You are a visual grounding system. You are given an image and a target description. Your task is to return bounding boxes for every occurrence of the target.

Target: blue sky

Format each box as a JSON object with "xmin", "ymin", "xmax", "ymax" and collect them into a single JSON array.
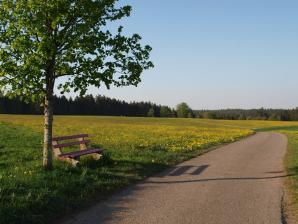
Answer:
[{"xmin": 87, "ymin": 0, "xmax": 298, "ymax": 109}]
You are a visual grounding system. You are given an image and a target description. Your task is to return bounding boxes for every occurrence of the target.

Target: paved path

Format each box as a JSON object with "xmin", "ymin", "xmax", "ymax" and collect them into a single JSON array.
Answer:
[{"xmin": 63, "ymin": 132, "xmax": 288, "ymax": 224}]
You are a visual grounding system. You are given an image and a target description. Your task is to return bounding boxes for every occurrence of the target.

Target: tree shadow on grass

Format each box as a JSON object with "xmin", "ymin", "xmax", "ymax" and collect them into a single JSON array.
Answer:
[
  {"xmin": 79, "ymin": 143, "xmax": 174, "ymax": 174},
  {"xmin": 288, "ymin": 166, "xmax": 298, "ymax": 178}
]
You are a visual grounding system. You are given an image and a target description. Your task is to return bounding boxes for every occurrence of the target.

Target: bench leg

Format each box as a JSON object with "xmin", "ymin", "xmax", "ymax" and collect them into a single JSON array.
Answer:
[
  {"xmin": 92, "ymin": 153, "xmax": 102, "ymax": 160},
  {"xmin": 63, "ymin": 157, "xmax": 80, "ymax": 167}
]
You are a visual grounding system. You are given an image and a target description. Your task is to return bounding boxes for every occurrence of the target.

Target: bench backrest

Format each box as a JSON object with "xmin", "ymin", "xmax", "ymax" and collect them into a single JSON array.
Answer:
[
  {"xmin": 52, "ymin": 134, "xmax": 88, "ymax": 142},
  {"xmin": 52, "ymin": 134, "xmax": 89, "ymax": 156}
]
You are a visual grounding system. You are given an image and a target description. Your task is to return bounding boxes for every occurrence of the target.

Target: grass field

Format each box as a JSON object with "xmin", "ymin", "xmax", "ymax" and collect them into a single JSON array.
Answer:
[{"xmin": 0, "ymin": 115, "xmax": 298, "ymax": 223}]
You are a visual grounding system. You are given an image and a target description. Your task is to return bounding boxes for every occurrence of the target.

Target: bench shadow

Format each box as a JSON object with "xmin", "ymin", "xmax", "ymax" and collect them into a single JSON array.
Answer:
[{"xmin": 156, "ymin": 165, "xmax": 209, "ymax": 177}]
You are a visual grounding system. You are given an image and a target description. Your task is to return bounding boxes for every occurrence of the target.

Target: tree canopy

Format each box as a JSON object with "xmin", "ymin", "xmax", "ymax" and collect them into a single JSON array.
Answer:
[
  {"xmin": 176, "ymin": 102, "xmax": 193, "ymax": 118},
  {"xmin": 0, "ymin": 0, "xmax": 153, "ymax": 101}
]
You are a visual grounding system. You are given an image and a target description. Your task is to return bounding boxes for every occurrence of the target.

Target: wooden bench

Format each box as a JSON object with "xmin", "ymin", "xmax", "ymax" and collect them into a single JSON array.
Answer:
[{"xmin": 52, "ymin": 134, "xmax": 103, "ymax": 166}]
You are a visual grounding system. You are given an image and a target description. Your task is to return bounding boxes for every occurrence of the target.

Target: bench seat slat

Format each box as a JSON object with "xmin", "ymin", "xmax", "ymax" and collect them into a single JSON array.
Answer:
[
  {"xmin": 59, "ymin": 148, "xmax": 104, "ymax": 159},
  {"xmin": 53, "ymin": 140, "xmax": 90, "ymax": 149},
  {"xmin": 52, "ymin": 134, "xmax": 88, "ymax": 141}
]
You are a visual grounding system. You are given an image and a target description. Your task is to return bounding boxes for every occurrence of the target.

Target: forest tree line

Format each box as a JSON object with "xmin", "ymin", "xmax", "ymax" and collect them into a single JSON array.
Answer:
[
  {"xmin": 195, "ymin": 108, "xmax": 298, "ymax": 121},
  {"xmin": 0, "ymin": 94, "xmax": 177, "ymax": 117},
  {"xmin": 2, "ymin": 94, "xmax": 298, "ymax": 121}
]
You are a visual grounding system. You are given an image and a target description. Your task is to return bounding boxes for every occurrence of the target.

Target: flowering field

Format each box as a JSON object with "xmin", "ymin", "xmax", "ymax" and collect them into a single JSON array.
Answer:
[
  {"xmin": 1, "ymin": 114, "xmax": 297, "ymax": 155},
  {"xmin": 1, "ymin": 115, "xmax": 298, "ymax": 224},
  {"xmin": 0, "ymin": 115, "xmax": 256, "ymax": 153}
]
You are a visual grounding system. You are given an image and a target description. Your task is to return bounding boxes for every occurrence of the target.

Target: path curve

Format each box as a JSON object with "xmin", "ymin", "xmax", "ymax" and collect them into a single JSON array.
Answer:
[{"xmin": 62, "ymin": 132, "xmax": 288, "ymax": 224}]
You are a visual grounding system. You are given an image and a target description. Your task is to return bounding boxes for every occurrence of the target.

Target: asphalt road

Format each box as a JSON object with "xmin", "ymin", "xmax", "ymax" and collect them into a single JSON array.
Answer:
[{"xmin": 62, "ymin": 132, "xmax": 288, "ymax": 224}]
